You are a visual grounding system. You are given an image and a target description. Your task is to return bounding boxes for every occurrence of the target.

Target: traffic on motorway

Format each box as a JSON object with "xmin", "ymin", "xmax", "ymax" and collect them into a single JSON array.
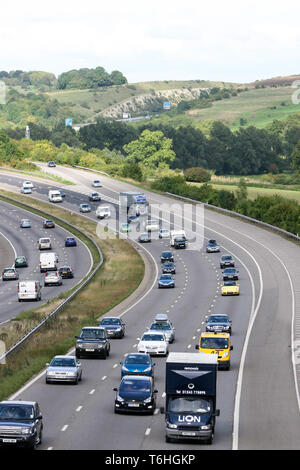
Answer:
[{"xmin": 0, "ymin": 172, "xmax": 248, "ymax": 450}]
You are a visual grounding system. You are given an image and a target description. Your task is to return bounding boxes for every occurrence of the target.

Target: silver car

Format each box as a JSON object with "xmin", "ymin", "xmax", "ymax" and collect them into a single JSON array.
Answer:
[
  {"xmin": 44, "ymin": 271, "xmax": 62, "ymax": 286},
  {"xmin": 20, "ymin": 219, "xmax": 31, "ymax": 228},
  {"xmin": 46, "ymin": 355, "xmax": 82, "ymax": 384},
  {"xmin": 2, "ymin": 268, "xmax": 19, "ymax": 281},
  {"xmin": 79, "ymin": 203, "xmax": 92, "ymax": 213},
  {"xmin": 148, "ymin": 320, "xmax": 175, "ymax": 343},
  {"xmin": 38, "ymin": 238, "xmax": 51, "ymax": 250}
]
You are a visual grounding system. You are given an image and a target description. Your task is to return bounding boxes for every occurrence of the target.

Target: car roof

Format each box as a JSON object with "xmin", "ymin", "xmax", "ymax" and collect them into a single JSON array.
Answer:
[
  {"xmin": 52, "ymin": 355, "xmax": 76, "ymax": 359},
  {"xmin": 201, "ymin": 332, "xmax": 230, "ymax": 338},
  {"xmin": 81, "ymin": 326, "xmax": 105, "ymax": 330},
  {"xmin": 121, "ymin": 375, "xmax": 151, "ymax": 381},
  {"xmin": 0, "ymin": 400, "xmax": 36, "ymax": 406}
]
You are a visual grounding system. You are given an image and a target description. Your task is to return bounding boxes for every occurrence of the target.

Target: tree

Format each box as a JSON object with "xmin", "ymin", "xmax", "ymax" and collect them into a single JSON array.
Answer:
[
  {"xmin": 236, "ymin": 177, "xmax": 248, "ymax": 200},
  {"xmin": 123, "ymin": 130, "xmax": 175, "ymax": 169},
  {"xmin": 291, "ymin": 140, "xmax": 300, "ymax": 172}
]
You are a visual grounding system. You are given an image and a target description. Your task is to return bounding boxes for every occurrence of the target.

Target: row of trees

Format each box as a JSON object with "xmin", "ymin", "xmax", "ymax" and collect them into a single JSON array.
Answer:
[{"xmin": 57, "ymin": 67, "xmax": 127, "ymax": 90}]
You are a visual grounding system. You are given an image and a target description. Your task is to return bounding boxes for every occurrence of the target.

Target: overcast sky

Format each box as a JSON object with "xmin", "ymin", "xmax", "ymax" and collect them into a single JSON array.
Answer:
[{"xmin": 1, "ymin": 0, "xmax": 299, "ymax": 83}]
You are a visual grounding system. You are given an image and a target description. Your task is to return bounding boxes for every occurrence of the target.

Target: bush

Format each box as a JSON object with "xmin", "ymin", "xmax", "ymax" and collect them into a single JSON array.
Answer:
[
  {"xmin": 120, "ymin": 162, "xmax": 144, "ymax": 181},
  {"xmin": 184, "ymin": 167, "xmax": 211, "ymax": 183}
]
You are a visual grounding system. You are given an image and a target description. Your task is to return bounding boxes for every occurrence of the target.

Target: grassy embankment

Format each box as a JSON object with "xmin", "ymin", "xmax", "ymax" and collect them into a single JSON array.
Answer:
[{"xmin": 0, "ymin": 189, "xmax": 144, "ymax": 400}]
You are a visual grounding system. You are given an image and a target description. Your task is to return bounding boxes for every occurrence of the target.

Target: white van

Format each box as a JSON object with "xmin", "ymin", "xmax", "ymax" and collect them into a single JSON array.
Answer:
[
  {"xmin": 40, "ymin": 252, "xmax": 58, "ymax": 272},
  {"xmin": 18, "ymin": 281, "xmax": 41, "ymax": 302},
  {"xmin": 48, "ymin": 190, "xmax": 63, "ymax": 203},
  {"xmin": 96, "ymin": 205, "xmax": 111, "ymax": 219},
  {"xmin": 170, "ymin": 230, "xmax": 186, "ymax": 246}
]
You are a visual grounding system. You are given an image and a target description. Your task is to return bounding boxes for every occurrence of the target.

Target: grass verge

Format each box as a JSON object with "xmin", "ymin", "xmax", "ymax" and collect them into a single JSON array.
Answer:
[{"xmin": 0, "ymin": 190, "xmax": 145, "ymax": 400}]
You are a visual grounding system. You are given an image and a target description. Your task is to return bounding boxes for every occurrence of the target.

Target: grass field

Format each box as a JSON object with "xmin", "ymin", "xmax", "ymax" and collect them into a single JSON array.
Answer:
[{"xmin": 188, "ymin": 181, "xmax": 300, "ymax": 203}]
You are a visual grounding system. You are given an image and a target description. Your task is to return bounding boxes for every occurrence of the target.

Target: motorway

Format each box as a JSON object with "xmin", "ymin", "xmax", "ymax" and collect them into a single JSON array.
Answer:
[
  {"xmin": 0, "ymin": 165, "xmax": 300, "ymax": 449},
  {"xmin": 0, "ymin": 196, "xmax": 93, "ymax": 325}
]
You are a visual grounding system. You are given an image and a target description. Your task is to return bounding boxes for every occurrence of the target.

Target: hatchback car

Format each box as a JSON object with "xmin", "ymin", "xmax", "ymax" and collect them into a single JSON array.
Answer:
[
  {"xmin": 220, "ymin": 254, "xmax": 235, "ymax": 269},
  {"xmin": 158, "ymin": 274, "xmax": 175, "ymax": 288},
  {"xmin": 43, "ymin": 219, "xmax": 55, "ymax": 229},
  {"xmin": 159, "ymin": 229, "xmax": 170, "ymax": 239},
  {"xmin": 92, "ymin": 180, "xmax": 102, "ymax": 187},
  {"xmin": 45, "ymin": 355, "xmax": 82, "ymax": 384},
  {"xmin": 120, "ymin": 353, "xmax": 155, "ymax": 378},
  {"xmin": 79, "ymin": 203, "xmax": 92, "ymax": 213},
  {"xmin": 2, "ymin": 268, "xmax": 19, "ymax": 281},
  {"xmin": 65, "ymin": 236, "xmax": 77, "ymax": 247},
  {"xmin": 221, "ymin": 281, "xmax": 240, "ymax": 296},
  {"xmin": 148, "ymin": 319, "xmax": 175, "ymax": 343},
  {"xmin": 14, "ymin": 256, "xmax": 28, "ymax": 268},
  {"xmin": 223, "ymin": 267, "xmax": 239, "ymax": 281},
  {"xmin": 58, "ymin": 266, "xmax": 74, "ymax": 279},
  {"xmin": 0, "ymin": 401, "xmax": 43, "ymax": 449},
  {"xmin": 206, "ymin": 239, "xmax": 220, "ymax": 253},
  {"xmin": 99, "ymin": 317, "xmax": 125, "ymax": 338},
  {"xmin": 44, "ymin": 271, "xmax": 62, "ymax": 287},
  {"xmin": 38, "ymin": 238, "xmax": 51, "ymax": 250},
  {"xmin": 20, "ymin": 187, "xmax": 32, "ymax": 194},
  {"xmin": 22, "ymin": 181, "xmax": 33, "ymax": 189},
  {"xmin": 138, "ymin": 332, "xmax": 169, "ymax": 356},
  {"xmin": 162, "ymin": 262, "xmax": 176, "ymax": 274},
  {"xmin": 88, "ymin": 192, "xmax": 101, "ymax": 202},
  {"xmin": 206, "ymin": 314, "xmax": 232, "ymax": 334},
  {"xmin": 48, "ymin": 161, "xmax": 56, "ymax": 167},
  {"xmin": 138, "ymin": 233, "xmax": 151, "ymax": 243},
  {"xmin": 20, "ymin": 219, "xmax": 31, "ymax": 228},
  {"xmin": 113, "ymin": 376, "xmax": 158, "ymax": 414},
  {"xmin": 160, "ymin": 251, "xmax": 174, "ymax": 263}
]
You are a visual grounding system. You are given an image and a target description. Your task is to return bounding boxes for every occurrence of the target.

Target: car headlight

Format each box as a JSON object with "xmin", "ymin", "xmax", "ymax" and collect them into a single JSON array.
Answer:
[
  {"xmin": 67, "ymin": 372, "xmax": 77, "ymax": 376},
  {"xmin": 122, "ymin": 365, "xmax": 129, "ymax": 371},
  {"xmin": 224, "ymin": 326, "xmax": 229, "ymax": 330},
  {"xmin": 167, "ymin": 422, "xmax": 177, "ymax": 429},
  {"xmin": 222, "ymin": 351, "xmax": 229, "ymax": 358},
  {"xmin": 21, "ymin": 428, "xmax": 32, "ymax": 435},
  {"xmin": 201, "ymin": 425, "xmax": 211, "ymax": 430},
  {"xmin": 144, "ymin": 396, "xmax": 152, "ymax": 403},
  {"xmin": 116, "ymin": 394, "xmax": 124, "ymax": 402},
  {"xmin": 144, "ymin": 366, "xmax": 152, "ymax": 372},
  {"xmin": 47, "ymin": 371, "xmax": 56, "ymax": 376}
]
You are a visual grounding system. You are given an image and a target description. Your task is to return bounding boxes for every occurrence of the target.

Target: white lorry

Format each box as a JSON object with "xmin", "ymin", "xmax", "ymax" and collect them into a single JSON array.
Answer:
[
  {"xmin": 48, "ymin": 190, "xmax": 63, "ymax": 203},
  {"xmin": 170, "ymin": 229, "xmax": 186, "ymax": 247},
  {"xmin": 40, "ymin": 252, "xmax": 58, "ymax": 272}
]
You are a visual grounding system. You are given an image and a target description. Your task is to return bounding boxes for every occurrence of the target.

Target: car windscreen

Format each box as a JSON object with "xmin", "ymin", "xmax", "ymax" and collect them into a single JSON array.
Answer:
[
  {"xmin": 0, "ymin": 404, "xmax": 35, "ymax": 420},
  {"xmin": 125, "ymin": 355, "xmax": 150, "ymax": 365},
  {"xmin": 150, "ymin": 322, "xmax": 171, "ymax": 331},
  {"xmin": 208, "ymin": 316, "xmax": 229, "ymax": 323},
  {"xmin": 120, "ymin": 379, "xmax": 151, "ymax": 393},
  {"xmin": 50, "ymin": 358, "xmax": 76, "ymax": 367},
  {"xmin": 101, "ymin": 318, "xmax": 120, "ymax": 325},
  {"xmin": 80, "ymin": 329, "xmax": 105, "ymax": 339},
  {"xmin": 162, "ymin": 252, "xmax": 171, "ymax": 256},
  {"xmin": 224, "ymin": 268, "xmax": 235, "ymax": 272},
  {"xmin": 142, "ymin": 334, "xmax": 164, "ymax": 342},
  {"xmin": 4, "ymin": 269, "xmax": 15, "ymax": 273},
  {"xmin": 201, "ymin": 337, "xmax": 229, "ymax": 349},
  {"xmin": 160, "ymin": 275, "xmax": 172, "ymax": 280},
  {"xmin": 40, "ymin": 239, "xmax": 50, "ymax": 243},
  {"xmin": 224, "ymin": 281, "xmax": 237, "ymax": 286},
  {"xmin": 222, "ymin": 256, "xmax": 232, "ymax": 260},
  {"xmin": 168, "ymin": 397, "xmax": 211, "ymax": 413}
]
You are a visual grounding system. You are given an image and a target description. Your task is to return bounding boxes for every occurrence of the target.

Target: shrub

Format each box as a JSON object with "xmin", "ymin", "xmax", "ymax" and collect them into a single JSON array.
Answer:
[{"xmin": 184, "ymin": 167, "xmax": 211, "ymax": 183}]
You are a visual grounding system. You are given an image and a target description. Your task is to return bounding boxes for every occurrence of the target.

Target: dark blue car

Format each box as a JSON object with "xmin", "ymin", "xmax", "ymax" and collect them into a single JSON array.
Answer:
[
  {"xmin": 158, "ymin": 274, "xmax": 175, "ymax": 288},
  {"xmin": 120, "ymin": 353, "xmax": 155, "ymax": 378},
  {"xmin": 113, "ymin": 376, "xmax": 157, "ymax": 414},
  {"xmin": 65, "ymin": 236, "xmax": 77, "ymax": 247}
]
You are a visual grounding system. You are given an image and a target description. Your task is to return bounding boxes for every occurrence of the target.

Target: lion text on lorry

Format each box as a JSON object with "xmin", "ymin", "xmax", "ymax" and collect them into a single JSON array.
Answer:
[{"xmin": 160, "ymin": 352, "xmax": 220, "ymax": 445}]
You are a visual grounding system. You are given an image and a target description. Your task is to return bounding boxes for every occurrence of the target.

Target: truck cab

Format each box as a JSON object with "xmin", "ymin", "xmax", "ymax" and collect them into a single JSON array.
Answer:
[
  {"xmin": 196, "ymin": 332, "xmax": 232, "ymax": 370},
  {"xmin": 161, "ymin": 352, "xmax": 220, "ymax": 445}
]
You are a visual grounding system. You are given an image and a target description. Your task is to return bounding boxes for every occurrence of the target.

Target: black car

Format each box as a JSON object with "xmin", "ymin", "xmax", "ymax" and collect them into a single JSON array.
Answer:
[
  {"xmin": 43, "ymin": 219, "xmax": 55, "ymax": 229},
  {"xmin": 138, "ymin": 233, "xmax": 151, "ymax": 243},
  {"xmin": 0, "ymin": 401, "xmax": 43, "ymax": 449},
  {"xmin": 205, "ymin": 314, "xmax": 232, "ymax": 334},
  {"xmin": 160, "ymin": 251, "xmax": 174, "ymax": 263},
  {"xmin": 220, "ymin": 254, "xmax": 235, "ymax": 269},
  {"xmin": 99, "ymin": 317, "xmax": 125, "ymax": 338},
  {"xmin": 162, "ymin": 262, "xmax": 176, "ymax": 274},
  {"xmin": 75, "ymin": 327, "xmax": 110, "ymax": 359},
  {"xmin": 58, "ymin": 266, "xmax": 74, "ymax": 279},
  {"xmin": 223, "ymin": 267, "xmax": 239, "ymax": 281},
  {"xmin": 113, "ymin": 376, "xmax": 158, "ymax": 414}
]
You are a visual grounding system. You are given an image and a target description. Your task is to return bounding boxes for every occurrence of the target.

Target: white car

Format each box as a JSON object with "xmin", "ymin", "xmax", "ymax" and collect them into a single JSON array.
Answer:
[
  {"xmin": 44, "ymin": 271, "xmax": 62, "ymax": 286},
  {"xmin": 144, "ymin": 220, "xmax": 160, "ymax": 232},
  {"xmin": 138, "ymin": 332, "xmax": 169, "ymax": 356},
  {"xmin": 23, "ymin": 181, "xmax": 33, "ymax": 189},
  {"xmin": 92, "ymin": 180, "xmax": 102, "ymax": 188},
  {"xmin": 21, "ymin": 187, "xmax": 32, "ymax": 194},
  {"xmin": 38, "ymin": 237, "xmax": 51, "ymax": 250}
]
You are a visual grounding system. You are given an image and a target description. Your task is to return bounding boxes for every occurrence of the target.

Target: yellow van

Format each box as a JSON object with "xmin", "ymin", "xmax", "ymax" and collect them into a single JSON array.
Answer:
[{"xmin": 195, "ymin": 332, "xmax": 233, "ymax": 370}]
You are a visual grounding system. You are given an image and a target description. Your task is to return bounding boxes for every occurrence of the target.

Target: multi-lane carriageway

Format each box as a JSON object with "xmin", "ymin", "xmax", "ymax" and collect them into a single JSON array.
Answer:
[{"xmin": 0, "ymin": 164, "xmax": 300, "ymax": 450}]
